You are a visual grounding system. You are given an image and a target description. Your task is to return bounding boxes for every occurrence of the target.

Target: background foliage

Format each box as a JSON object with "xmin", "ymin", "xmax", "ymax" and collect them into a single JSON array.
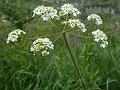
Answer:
[{"xmin": 0, "ymin": 0, "xmax": 120, "ymax": 90}]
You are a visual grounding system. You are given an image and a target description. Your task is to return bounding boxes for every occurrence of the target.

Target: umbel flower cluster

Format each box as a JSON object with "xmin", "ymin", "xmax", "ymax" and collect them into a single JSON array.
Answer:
[
  {"xmin": 87, "ymin": 14, "xmax": 103, "ymax": 25},
  {"xmin": 59, "ymin": 4, "xmax": 81, "ymax": 17},
  {"xmin": 63, "ymin": 19, "xmax": 86, "ymax": 32},
  {"xmin": 92, "ymin": 29, "xmax": 108, "ymax": 48},
  {"xmin": 6, "ymin": 3, "xmax": 108, "ymax": 56},
  {"xmin": 7, "ymin": 29, "xmax": 26, "ymax": 44},
  {"xmin": 30, "ymin": 38, "xmax": 54, "ymax": 56},
  {"xmin": 32, "ymin": 6, "xmax": 59, "ymax": 21}
]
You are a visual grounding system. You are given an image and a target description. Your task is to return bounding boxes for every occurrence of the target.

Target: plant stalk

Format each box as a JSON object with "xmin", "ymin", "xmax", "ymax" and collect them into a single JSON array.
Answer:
[{"xmin": 63, "ymin": 33, "xmax": 86, "ymax": 89}]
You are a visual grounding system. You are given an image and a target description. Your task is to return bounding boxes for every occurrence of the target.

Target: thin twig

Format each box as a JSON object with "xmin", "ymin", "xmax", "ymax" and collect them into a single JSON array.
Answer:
[{"xmin": 69, "ymin": 33, "xmax": 91, "ymax": 38}]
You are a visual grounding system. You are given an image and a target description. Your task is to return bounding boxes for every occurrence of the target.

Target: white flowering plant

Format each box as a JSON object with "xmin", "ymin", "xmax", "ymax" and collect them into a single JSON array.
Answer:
[
  {"xmin": 6, "ymin": 3, "xmax": 109, "ymax": 89},
  {"xmin": 6, "ymin": 29, "xmax": 26, "ymax": 44},
  {"xmin": 30, "ymin": 38, "xmax": 54, "ymax": 56}
]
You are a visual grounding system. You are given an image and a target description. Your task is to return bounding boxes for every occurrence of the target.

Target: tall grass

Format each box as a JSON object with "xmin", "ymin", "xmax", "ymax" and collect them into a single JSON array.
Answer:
[
  {"xmin": 1, "ymin": 1, "xmax": 120, "ymax": 90},
  {"xmin": 0, "ymin": 18, "xmax": 120, "ymax": 90}
]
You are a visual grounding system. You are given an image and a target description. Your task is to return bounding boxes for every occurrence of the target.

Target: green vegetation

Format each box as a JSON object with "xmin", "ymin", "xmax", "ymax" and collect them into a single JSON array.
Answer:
[{"xmin": 0, "ymin": 0, "xmax": 120, "ymax": 90}]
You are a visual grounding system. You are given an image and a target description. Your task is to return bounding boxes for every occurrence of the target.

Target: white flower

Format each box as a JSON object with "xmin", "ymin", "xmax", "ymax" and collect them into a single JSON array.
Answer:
[
  {"xmin": 92, "ymin": 29, "xmax": 108, "ymax": 48},
  {"xmin": 42, "ymin": 50, "xmax": 49, "ymax": 56},
  {"xmin": 79, "ymin": 23, "xmax": 87, "ymax": 32},
  {"xmin": 6, "ymin": 29, "xmax": 26, "ymax": 44},
  {"xmin": 30, "ymin": 38, "xmax": 54, "ymax": 56},
  {"xmin": 32, "ymin": 6, "xmax": 45, "ymax": 17},
  {"xmin": 100, "ymin": 41, "xmax": 108, "ymax": 48},
  {"xmin": 87, "ymin": 14, "xmax": 103, "ymax": 25},
  {"xmin": 59, "ymin": 4, "xmax": 81, "ymax": 17},
  {"xmin": 33, "ymin": 6, "xmax": 59, "ymax": 21},
  {"xmin": 63, "ymin": 19, "xmax": 86, "ymax": 32}
]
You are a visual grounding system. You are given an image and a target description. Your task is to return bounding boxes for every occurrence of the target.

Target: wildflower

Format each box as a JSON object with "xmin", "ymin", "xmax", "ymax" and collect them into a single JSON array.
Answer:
[
  {"xmin": 30, "ymin": 38, "xmax": 54, "ymax": 56},
  {"xmin": 33, "ymin": 6, "xmax": 59, "ymax": 21},
  {"xmin": 59, "ymin": 4, "xmax": 81, "ymax": 17},
  {"xmin": 63, "ymin": 19, "xmax": 86, "ymax": 32},
  {"xmin": 6, "ymin": 29, "xmax": 26, "ymax": 44},
  {"xmin": 87, "ymin": 14, "xmax": 103, "ymax": 25},
  {"xmin": 92, "ymin": 29, "xmax": 108, "ymax": 48},
  {"xmin": 42, "ymin": 50, "xmax": 49, "ymax": 56}
]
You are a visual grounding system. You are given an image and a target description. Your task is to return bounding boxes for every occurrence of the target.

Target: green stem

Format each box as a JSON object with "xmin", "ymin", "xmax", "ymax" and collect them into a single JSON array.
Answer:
[
  {"xmin": 51, "ymin": 17, "xmax": 86, "ymax": 89},
  {"xmin": 63, "ymin": 33, "xmax": 86, "ymax": 89}
]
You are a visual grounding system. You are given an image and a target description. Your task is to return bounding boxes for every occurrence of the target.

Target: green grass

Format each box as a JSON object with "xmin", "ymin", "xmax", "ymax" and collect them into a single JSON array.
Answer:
[
  {"xmin": 1, "ymin": 1, "xmax": 120, "ymax": 89},
  {"xmin": 0, "ymin": 17, "xmax": 120, "ymax": 90}
]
